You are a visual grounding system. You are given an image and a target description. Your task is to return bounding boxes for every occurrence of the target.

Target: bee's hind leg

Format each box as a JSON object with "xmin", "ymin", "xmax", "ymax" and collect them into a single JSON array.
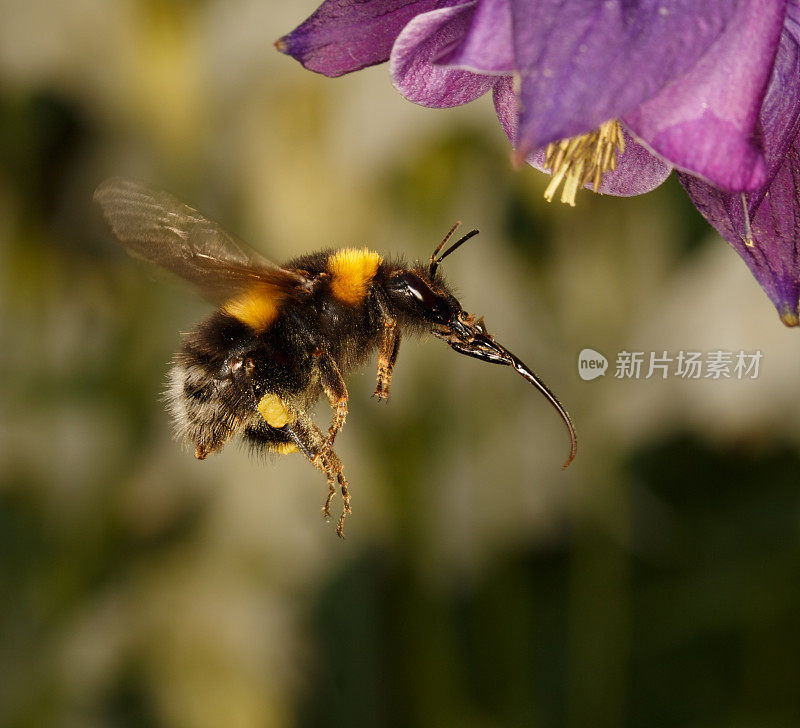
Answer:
[
  {"xmin": 316, "ymin": 449, "xmax": 351, "ymax": 536},
  {"xmin": 283, "ymin": 412, "xmax": 352, "ymax": 537},
  {"xmin": 335, "ymin": 472, "xmax": 351, "ymax": 537},
  {"xmin": 315, "ymin": 349, "xmax": 348, "ymax": 449}
]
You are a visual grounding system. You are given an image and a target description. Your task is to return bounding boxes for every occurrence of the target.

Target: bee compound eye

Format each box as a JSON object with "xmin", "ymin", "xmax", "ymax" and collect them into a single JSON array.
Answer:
[{"xmin": 391, "ymin": 272, "xmax": 453, "ymax": 322}]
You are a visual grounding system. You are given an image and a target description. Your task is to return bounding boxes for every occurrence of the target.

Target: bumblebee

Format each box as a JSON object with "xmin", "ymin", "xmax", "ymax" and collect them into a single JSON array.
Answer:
[{"xmin": 95, "ymin": 178, "xmax": 577, "ymax": 536}]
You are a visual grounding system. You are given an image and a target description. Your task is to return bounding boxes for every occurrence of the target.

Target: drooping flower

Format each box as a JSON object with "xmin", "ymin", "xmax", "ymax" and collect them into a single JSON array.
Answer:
[
  {"xmin": 277, "ymin": 1, "xmax": 800, "ymax": 325},
  {"xmin": 681, "ymin": 11, "xmax": 800, "ymax": 326}
]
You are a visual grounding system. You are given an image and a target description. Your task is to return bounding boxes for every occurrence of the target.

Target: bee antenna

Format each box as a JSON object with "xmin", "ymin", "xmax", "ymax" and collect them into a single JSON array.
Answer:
[
  {"xmin": 429, "ymin": 223, "xmax": 480, "ymax": 277},
  {"xmin": 438, "ymin": 229, "xmax": 480, "ymax": 265}
]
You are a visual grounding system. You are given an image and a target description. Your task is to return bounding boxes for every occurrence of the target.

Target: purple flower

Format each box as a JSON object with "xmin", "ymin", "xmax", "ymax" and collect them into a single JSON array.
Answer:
[
  {"xmin": 277, "ymin": 1, "xmax": 800, "ymax": 325},
  {"xmin": 681, "ymin": 10, "xmax": 800, "ymax": 326}
]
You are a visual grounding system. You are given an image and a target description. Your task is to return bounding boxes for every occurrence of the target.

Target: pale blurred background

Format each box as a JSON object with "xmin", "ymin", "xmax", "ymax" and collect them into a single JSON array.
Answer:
[{"xmin": 2, "ymin": 1, "xmax": 800, "ymax": 727}]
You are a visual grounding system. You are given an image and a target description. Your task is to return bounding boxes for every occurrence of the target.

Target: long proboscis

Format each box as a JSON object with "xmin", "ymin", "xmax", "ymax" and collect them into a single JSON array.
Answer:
[
  {"xmin": 449, "ymin": 335, "xmax": 577, "ymax": 469},
  {"xmin": 505, "ymin": 350, "xmax": 577, "ymax": 469}
]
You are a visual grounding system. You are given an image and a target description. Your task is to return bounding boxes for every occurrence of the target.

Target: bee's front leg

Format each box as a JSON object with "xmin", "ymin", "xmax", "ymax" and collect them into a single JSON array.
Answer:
[
  {"xmin": 374, "ymin": 320, "xmax": 401, "ymax": 400},
  {"xmin": 315, "ymin": 349, "xmax": 348, "ymax": 449}
]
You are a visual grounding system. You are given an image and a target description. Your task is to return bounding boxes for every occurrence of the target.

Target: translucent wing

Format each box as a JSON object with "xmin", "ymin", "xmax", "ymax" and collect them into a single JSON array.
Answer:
[{"xmin": 94, "ymin": 177, "xmax": 312, "ymax": 302}]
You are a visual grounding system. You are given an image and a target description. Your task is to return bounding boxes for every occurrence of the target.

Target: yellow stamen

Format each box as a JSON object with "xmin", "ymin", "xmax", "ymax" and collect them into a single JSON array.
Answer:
[{"xmin": 543, "ymin": 120, "xmax": 625, "ymax": 207}]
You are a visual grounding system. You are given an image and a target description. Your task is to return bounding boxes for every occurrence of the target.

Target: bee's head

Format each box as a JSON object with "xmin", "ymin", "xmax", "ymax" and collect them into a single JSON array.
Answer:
[
  {"xmin": 164, "ymin": 348, "xmax": 251, "ymax": 459},
  {"xmin": 384, "ymin": 268, "xmax": 464, "ymax": 334},
  {"xmin": 386, "ymin": 224, "xmax": 578, "ymax": 469},
  {"xmin": 383, "ymin": 223, "xmax": 477, "ymax": 335}
]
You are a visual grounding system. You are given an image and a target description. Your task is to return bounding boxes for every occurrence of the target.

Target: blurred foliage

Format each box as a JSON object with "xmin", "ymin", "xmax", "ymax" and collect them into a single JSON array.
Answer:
[
  {"xmin": 1, "ymin": 2, "xmax": 800, "ymax": 728},
  {"xmin": 295, "ymin": 440, "xmax": 800, "ymax": 728}
]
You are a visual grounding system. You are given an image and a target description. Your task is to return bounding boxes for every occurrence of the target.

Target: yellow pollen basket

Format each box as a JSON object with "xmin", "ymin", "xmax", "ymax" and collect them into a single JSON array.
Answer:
[
  {"xmin": 223, "ymin": 286, "xmax": 281, "ymax": 330},
  {"xmin": 268, "ymin": 441, "xmax": 299, "ymax": 455},
  {"xmin": 543, "ymin": 119, "xmax": 625, "ymax": 207},
  {"xmin": 258, "ymin": 392, "xmax": 294, "ymax": 428},
  {"xmin": 328, "ymin": 248, "xmax": 383, "ymax": 306}
]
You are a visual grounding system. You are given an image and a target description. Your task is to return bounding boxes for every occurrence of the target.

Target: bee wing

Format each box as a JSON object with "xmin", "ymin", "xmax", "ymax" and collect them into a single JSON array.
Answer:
[{"xmin": 94, "ymin": 177, "xmax": 312, "ymax": 302}]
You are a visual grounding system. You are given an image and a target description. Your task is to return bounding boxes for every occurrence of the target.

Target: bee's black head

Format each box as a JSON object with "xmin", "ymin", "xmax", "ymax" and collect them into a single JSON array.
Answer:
[
  {"xmin": 384, "ymin": 268, "xmax": 464, "ymax": 333},
  {"xmin": 385, "ymin": 224, "xmax": 578, "ymax": 469},
  {"xmin": 383, "ymin": 222, "xmax": 478, "ymax": 334}
]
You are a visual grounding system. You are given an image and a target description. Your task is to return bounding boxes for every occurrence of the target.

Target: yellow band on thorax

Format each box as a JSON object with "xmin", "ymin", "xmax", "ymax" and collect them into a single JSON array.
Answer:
[{"xmin": 327, "ymin": 248, "xmax": 382, "ymax": 306}]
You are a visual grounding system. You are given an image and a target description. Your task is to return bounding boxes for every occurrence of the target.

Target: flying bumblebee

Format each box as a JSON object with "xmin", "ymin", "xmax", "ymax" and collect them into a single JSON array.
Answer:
[{"xmin": 95, "ymin": 178, "xmax": 577, "ymax": 536}]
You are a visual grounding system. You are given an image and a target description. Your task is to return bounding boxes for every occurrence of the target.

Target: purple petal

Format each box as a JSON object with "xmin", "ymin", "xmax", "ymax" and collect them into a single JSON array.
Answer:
[
  {"xmin": 680, "ymin": 27, "xmax": 800, "ymax": 326},
  {"xmin": 390, "ymin": 2, "xmax": 498, "ymax": 107},
  {"xmin": 623, "ymin": 0, "xmax": 787, "ymax": 192},
  {"xmin": 493, "ymin": 77, "xmax": 672, "ymax": 196},
  {"xmin": 436, "ymin": 0, "xmax": 515, "ymax": 74},
  {"xmin": 509, "ymin": 0, "xmax": 764, "ymax": 158},
  {"xmin": 752, "ymin": 21, "xmax": 800, "ymax": 200},
  {"xmin": 276, "ymin": 0, "xmax": 441, "ymax": 77},
  {"xmin": 788, "ymin": 0, "xmax": 800, "ymax": 27}
]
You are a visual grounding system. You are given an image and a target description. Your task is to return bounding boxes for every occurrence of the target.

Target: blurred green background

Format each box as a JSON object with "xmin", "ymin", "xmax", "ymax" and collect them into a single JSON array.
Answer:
[{"xmin": 2, "ymin": 1, "xmax": 800, "ymax": 727}]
